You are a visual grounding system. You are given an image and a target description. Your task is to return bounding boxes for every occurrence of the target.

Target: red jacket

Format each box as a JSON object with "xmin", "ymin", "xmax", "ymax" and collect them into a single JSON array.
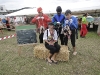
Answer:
[{"xmin": 31, "ymin": 14, "xmax": 51, "ymax": 29}]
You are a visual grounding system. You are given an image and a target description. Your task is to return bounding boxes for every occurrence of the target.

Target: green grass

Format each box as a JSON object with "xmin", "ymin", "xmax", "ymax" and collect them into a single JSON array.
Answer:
[
  {"xmin": 16, "ymin": 25, "xmax": 36, "ymax": 30},
  {"xmin": 0, "ymin": 30, "xmax": 100, "ymax": 75}
]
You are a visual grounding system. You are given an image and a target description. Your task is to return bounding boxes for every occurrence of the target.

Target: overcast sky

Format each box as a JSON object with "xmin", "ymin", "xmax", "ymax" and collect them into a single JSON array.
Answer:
[{"xmin": 0, "ymin": 0, "xmax": 100, "ymax": 11}]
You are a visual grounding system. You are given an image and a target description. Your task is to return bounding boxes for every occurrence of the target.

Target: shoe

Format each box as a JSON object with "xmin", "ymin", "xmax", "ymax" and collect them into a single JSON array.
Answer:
[{"xmin": 73, "ymin": 52, "xmax": 77, "ymax": 55}]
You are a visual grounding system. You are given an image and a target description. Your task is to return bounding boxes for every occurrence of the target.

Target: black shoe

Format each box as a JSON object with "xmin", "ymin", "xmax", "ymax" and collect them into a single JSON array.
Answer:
[{"xmin": 80, "ymin": 35, "xmax": 82, "ymax": 37}]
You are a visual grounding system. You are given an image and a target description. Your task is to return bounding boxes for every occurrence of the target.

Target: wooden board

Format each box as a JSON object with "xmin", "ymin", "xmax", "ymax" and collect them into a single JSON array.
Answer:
[{"xmin": 16, "ymin": 25, "xmax": 37, "ymax": 45}]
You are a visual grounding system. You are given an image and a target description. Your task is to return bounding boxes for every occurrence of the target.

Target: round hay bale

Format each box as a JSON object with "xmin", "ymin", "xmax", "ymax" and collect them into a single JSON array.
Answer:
[{"xmin": 33, "ymin": 44, "xmax": 69, "ymax": 61}]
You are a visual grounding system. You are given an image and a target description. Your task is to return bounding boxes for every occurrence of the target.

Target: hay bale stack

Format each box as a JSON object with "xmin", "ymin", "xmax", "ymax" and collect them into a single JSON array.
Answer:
[{"xmin": 33, "ymin": 44, "xmax": 69, "ymax": 61}]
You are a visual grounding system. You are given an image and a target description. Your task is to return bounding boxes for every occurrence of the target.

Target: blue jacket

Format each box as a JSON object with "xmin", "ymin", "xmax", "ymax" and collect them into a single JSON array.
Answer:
[
  {"xmin": 64, "ymin": 16, "xmax": 78, "ymax": 30},
  {"xmin": 52, "ymin": 14, "xmax": 65, "ymax": 26},
  {"xmin": 2, "ymin": 19, "xmax": 6, "ymax": 23}
]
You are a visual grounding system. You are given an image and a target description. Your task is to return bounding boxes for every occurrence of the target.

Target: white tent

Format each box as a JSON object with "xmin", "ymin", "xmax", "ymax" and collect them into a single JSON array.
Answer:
[
  {"xmin": 0, "ymin": 15, "xmax": 6, "ymax": 19},
  {"xmin": 5, "ymin": 8, "xmax": 56, "ymax": 17},
  {"xmin": 5, "ymin": 8, "xmax": 37, "ymax": 16},
  {"xmin": 5, "ymin": 5, "xmax": 100, "ymax": 17}
]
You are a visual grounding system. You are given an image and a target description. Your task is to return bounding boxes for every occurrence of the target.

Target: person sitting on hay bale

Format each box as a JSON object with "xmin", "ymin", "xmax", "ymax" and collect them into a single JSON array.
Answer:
[
  {"xmin": 43, "ymin": 22, "xmax": 60, "ymax": 64},
  {"xmin": 31, "ymin": 7, "xmax": 51, "ymax": 43},
  {"xmin": 64, "ymin": 10, "xmax": 78, "ymax": 55}
]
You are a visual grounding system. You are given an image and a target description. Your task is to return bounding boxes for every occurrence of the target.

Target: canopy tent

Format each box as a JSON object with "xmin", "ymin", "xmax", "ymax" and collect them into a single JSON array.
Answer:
[
  {"xmin": 5, "ymin": 8, "xmax": 37, "ymax": 16},
  {"xmin": 5, "ymin": 8, "xmax": 56, "ymax": 17},
  {"xmin": 0, "ymin": 15, "xmax": 6, "ymax": 19},
  {"xmin": 5, "ymin": 5, "xmax": 100, "ymax": 17}
]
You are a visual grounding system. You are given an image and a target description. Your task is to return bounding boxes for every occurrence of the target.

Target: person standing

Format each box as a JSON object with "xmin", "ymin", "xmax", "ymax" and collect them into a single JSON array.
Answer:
[
  {"xmin": 31, "ymin": 7, "xmax": 51, "ymax": 43},
  {"xmin": 97, "ymin": 18, "xmax": 100, "ymax": 36},
  {"xmin": 80, "ymin": 13, "xmax": 88, "ymax": 38},
  {"xmin": 0, "ymin": 18, "xmax": 3, "ymax": 34},
  {"xmin": 64, "ymin": 10, "xmax": 78, "ymax": 55},
  {"xmin": 6, "ymin": 17, "xmax": 11, "ymax": 31},
  {"xmin": 52, "ymin": 6, "xmax": 65, "ymax": 45}
]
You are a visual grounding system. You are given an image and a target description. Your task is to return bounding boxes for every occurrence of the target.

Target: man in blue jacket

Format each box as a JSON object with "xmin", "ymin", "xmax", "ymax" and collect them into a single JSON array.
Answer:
[
  {"xmin": 52, "ymin": 6, "xmax": 65, "ymax": 45},
  {"xmin": 64, "ymin": 10, "xmax": 78, "ymax": 55}
]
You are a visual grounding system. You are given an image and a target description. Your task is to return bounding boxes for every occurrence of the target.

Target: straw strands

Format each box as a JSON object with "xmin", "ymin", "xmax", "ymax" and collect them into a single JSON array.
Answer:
[{"xmin": 33, "ymin": 44, "xmax": 70, "ymax": 61}]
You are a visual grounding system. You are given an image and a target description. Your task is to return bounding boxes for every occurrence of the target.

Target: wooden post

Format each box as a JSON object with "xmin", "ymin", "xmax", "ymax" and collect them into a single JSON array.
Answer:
[{"xmin": 18, "ymin": 46, "xmax": 22, "ymax": 56}]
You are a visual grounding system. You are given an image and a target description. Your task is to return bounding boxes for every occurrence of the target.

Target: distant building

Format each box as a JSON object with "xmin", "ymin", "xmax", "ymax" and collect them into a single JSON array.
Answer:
[{"xmin": 0, "ymin": 5, "xmax": 13, "ymax": 15}]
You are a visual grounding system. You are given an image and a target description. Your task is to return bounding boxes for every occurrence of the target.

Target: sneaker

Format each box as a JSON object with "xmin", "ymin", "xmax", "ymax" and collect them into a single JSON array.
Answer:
[{"xmin": 73, "ymin": 52, "xmax": 77, "ymax": 55}]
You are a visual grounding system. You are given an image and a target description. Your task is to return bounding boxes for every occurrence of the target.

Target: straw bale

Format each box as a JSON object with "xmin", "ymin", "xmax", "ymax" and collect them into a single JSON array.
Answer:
[{"xmin": 33, "ymin": 44, "xmax": 69, "ymax": 61}]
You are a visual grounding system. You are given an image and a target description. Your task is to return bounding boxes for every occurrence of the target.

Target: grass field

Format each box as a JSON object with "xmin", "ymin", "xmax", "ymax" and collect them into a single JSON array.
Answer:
[{"xmin": 0, "ymin": 30, "xmax": 100, "ymax": 75}]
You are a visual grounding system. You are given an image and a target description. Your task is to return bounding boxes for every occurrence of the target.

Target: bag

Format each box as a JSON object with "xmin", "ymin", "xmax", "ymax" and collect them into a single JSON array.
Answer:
[{"xmin": 90, "ymin": 24, "xmax": 93, "ymax": 28}]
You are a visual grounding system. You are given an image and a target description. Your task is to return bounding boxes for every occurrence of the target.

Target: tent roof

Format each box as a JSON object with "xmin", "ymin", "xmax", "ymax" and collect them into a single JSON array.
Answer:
[
  {"xmin": 5, "ymin": 8, "xmax": 56, "ymax": 16},
  {"xmin": 5, "ymin": 6, "xmax": 100, "ymax": 17}
]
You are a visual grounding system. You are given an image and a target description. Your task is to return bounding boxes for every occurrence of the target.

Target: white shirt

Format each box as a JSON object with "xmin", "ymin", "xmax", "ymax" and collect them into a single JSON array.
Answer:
[{"xmin": 43, "ymin": 29, "xmax": 58, "ymax": 41}]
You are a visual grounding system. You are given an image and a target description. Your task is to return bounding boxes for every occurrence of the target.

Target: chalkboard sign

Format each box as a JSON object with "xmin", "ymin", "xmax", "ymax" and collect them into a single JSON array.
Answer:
[{"xmin": 16, "ymin": 25, "xmax": 37, "ymax": 45}]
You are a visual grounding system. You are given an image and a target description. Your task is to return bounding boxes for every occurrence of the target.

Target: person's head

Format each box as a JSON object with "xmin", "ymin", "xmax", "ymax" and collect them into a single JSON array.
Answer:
[
  {"xmin": 83, "ymin": 13, "xmax": 88, "ymax": 17},
  {"xmin": 65, "ymin": 9, "xmax": 72, "ymax": 19},
  {"xmin": 48, "ymin": 22, "xmax": 54, "ymax": 29},
  {"xmin": 56, "ymin": 6, "xmax": 62, "ymax": 15},
  {"xmin": 37, "ymin": 7, "xmax": 43, "ymax": 16}
]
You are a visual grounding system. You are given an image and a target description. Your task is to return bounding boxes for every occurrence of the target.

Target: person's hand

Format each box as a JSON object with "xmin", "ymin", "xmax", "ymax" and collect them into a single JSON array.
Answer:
[
  {"xmin": 64, "ymin": 33, "xmax": 67, "ymax": 36},
  {"xmin": 36, "ymin": 17, "xmax": 40, "ymax": 20},
  {"xmin": 48, "ymin": 42, "xmax": 54, "ymax": 46},
  {"xmin": 37, "ymin": 28, "xmax": 40, "ymax": 33},
  {"xmin": 57, "ymin": 22, "xmax": 60, "ymax": 24},
  {"xmin": 51, "ymin": 42, "xmax": 54, "ymax": 45},
  {"xmin": 41, "ymin": 17, "xmax": 44, "ymax": 19},
  {"xmin": 69, "ymin": 19, "xmax": 73, "ymax": 24},
  {"xmin": 65, "ymin": 20, "xmax": 69, "ymax": 24}
]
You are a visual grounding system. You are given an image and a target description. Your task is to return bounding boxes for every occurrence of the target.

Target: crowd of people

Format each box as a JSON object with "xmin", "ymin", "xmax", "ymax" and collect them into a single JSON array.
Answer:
[
  {"xmin": 31, "ymin": 6, "xmax": 79, "ymax": 64},
  {"xmin": 0, "ymin": 6, "xmax": 100, "ymax": 64},
  {"xmin": 31, "ymin": 6, "xmax": 100, "ymax": 64},
  {"xmin": 0, "ymin": 16, "xmax": 27, "ymax": 32},
  {"xmin": 0, "ymin": 17, "xmax": 13, "ymax": 32}
]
